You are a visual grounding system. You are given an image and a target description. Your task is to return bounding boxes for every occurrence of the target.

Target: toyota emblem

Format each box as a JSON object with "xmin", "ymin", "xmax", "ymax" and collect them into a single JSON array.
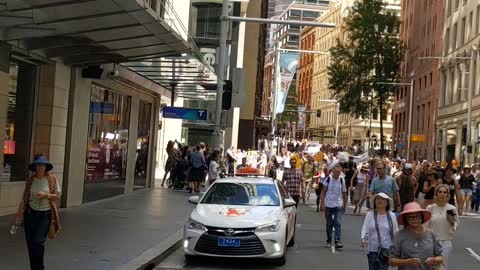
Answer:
[{"xmin": 225, "ymin": 229, "xmax": 235, "ymax": 235}]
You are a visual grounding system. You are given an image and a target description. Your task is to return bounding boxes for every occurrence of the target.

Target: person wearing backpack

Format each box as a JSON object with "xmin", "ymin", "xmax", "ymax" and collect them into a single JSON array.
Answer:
[{"xmin": 320, "ymin": 164, "xmax": 347, "ymax": 249}]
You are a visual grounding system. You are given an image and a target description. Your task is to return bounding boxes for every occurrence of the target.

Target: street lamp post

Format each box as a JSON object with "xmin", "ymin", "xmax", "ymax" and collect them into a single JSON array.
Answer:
[{"xmin": 213, "ymin": 1, "xmax": 336, "ymax": 149}]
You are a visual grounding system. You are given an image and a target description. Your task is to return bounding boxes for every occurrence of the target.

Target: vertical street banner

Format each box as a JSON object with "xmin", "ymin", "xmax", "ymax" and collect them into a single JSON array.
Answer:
[
  {"xmin": 297, "ymin": 105, "xmax": 306, "ymax": 130},
  {"xmin": 275, "ymin": 52, "xmax": 299, "ymax": 114}
]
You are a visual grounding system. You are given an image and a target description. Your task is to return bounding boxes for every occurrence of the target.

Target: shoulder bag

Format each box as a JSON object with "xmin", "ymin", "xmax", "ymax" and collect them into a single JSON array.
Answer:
[{"xmin": 374, "ymin": 211, "xmax": 394, "ymax": 264}]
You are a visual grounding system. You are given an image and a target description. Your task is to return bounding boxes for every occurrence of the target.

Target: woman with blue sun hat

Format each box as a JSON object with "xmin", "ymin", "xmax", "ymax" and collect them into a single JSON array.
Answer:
[{"xmin": 14, "ymin": 154, "xmax": 62, "ymax": 270}]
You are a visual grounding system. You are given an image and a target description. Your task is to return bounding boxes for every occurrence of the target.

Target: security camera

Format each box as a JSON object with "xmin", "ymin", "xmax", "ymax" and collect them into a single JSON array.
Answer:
[{"xmin": 109, "ymin": 69, "xmax": 119, "ymax": 77}]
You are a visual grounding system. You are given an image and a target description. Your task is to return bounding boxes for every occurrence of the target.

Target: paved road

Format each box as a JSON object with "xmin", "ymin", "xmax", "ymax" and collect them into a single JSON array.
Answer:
[{"xmin": 156, "ymin": 204, "xmax": 480, "ymax": 270}]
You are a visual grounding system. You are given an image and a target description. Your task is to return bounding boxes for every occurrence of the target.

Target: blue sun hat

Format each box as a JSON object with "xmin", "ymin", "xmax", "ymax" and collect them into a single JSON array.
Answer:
[{"xmin": 29, "ymin": 155, "xmax": 53, "ymax": 172}]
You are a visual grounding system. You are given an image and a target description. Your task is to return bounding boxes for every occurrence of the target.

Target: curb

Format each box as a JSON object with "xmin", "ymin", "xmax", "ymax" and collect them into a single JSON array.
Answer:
[{"xmin": 115, "ymin": 229, "xmax": 183, "ymax": 270}]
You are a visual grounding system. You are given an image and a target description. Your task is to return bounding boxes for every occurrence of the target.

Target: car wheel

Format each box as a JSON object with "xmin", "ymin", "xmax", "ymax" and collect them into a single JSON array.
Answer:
[
  {"xmin": 185, "ymin": 254, "xmax": 196, "ymax": 264},
  {"xmin": 272, "ymin": 231, "xmax": 288, "ymax": 266}
]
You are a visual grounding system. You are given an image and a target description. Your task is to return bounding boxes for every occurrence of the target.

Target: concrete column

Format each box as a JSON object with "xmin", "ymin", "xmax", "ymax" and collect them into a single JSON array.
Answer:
[
  {"xmin": 34, "ymin": 63, "xmax": 70, "ymax": 188},
  {"xmin": 125, "ymin": 97, "xmax": 139, "ymax": 193},
  {"xmin": 441, "ymin": 128, "xmax": 448, "ymax": 162},
  {"xmin": 148, "ymin": 97, "xmax": 160, "ymax": 188},
  {"xmin": 455, "ymin": 126, "xmax": 463, "ymax": 162},
  {"xmin": 62, "ymin": 68, "xmax": 90, "ymax": 207}
]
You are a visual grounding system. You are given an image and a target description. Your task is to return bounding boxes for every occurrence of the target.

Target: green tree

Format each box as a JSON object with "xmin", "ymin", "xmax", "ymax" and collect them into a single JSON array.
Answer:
[{"xmin": 328, "ymin": 0, "xmax": 404, "ymax": 153}]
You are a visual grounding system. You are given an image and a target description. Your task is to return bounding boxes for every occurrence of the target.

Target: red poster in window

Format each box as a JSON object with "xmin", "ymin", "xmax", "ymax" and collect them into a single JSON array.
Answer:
[{"xmin": 3, "ymin": 140, "xmax": 15, "ymax": 155}]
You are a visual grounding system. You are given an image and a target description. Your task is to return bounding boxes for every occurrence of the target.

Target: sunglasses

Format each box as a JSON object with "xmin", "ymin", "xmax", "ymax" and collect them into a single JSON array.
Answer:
[{"xmin": 407, "ymin": 215, "xmax": 422, "ymax": 220}]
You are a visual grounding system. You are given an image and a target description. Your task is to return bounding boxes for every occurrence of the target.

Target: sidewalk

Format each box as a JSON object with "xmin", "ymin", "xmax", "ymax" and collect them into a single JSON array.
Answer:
[{"xmin": 0, "ymin": 185, "xmax": 194, "ymax": 270}]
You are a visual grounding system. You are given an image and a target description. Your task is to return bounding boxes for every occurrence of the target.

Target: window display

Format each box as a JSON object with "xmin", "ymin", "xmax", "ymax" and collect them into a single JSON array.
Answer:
[
  {"xmin": 84, "ymin": 84, "xmax": 131, "ymax": 202},
  {"xmin": 134, "ymin": 101, "xmax": 152, "ymax": 190},
  {"xmin": 1, "ymin": 61, "xmax": 35, "ymax": 182}
]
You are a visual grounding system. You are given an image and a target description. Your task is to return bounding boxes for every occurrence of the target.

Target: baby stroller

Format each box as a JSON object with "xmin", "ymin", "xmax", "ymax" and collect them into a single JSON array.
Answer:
[{"xmin": 168, "ymin": 158, "xmax": 190, "ymax": 190}]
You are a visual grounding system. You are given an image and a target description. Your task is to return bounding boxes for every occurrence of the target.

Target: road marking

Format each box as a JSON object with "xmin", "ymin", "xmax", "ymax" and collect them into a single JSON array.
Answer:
[{"xmin": 466, "ymin": 248, "xmax": 480, "ymax": 263}]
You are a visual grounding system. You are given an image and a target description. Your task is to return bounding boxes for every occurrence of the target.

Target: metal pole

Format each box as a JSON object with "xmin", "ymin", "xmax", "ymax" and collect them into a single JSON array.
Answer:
[
  {"xmin": 335, "ymin": 102, "xmax": 339, "ymax": 145},
  {"xmin": 170, "ymin": 59, "xmax": 176, "ymax": 107},
  {"xmin": 466, "ymin": 48, "xmax": 476, "ymax": 165},
  {"xmin": 406, "ymin": 77, "xmax": 414, "ymax": 161},
  {"xmin": 224, "ymin": 16, "xmax": 336, "ymax": 28},
  {"xmin": 213, "ymin": 0, "xmax": 229, "ymax": 148}
]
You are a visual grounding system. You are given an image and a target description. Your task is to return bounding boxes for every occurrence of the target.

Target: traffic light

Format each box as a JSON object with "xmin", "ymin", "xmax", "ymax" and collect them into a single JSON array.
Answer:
[
  {"xmin": 222, "ymin": 80, "xmax": 232, "ymax": 110},
  {"xmin": 467, "ymin": 145, "xmax": 473, "ymax": 153},
  {"xmin": 316, "ymin": 110, "xmax": 321, "ymax": 117}
]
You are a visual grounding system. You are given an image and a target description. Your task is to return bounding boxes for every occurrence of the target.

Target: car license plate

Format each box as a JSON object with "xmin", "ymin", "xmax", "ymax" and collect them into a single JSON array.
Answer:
[{"xmin": 218, "ymin": 238, "xmax": 240, "ymax": 247}]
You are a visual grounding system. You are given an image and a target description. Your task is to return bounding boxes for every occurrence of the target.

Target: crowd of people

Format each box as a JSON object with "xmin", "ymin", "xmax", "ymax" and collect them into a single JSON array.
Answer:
[{"xmin": 161, "ymin": 139, "xmax": 479, "ymax": 269}]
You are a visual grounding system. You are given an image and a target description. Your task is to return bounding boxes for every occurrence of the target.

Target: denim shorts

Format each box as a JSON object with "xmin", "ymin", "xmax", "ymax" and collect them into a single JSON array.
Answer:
[{"xmin": 461, "ymin": 189, "xmax": 473, "ymax": 197}]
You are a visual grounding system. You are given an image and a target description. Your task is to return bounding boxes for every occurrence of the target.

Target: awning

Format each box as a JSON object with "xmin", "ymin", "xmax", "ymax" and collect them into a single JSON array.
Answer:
[
  {"xmin": 121, "ymin": 55, "xmax": 218, "ymax": 100},
  {"xmin": 0, "ymin": 0, "xmax": 192, "ymax": 65}
]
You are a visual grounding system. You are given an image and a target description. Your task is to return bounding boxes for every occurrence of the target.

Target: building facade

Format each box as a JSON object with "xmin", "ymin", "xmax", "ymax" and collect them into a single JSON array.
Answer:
[
  {"xmin": 436, "ymin": 0, "xmax": 480, "ymax": 165},
  {"xmin": 297, "ymin": 26, "xmax": 316, "ymax": 138},
  {"xmin": 308, "ymin": 1, "xmax": 396, "ymax": 148},
  {"xmin": 392, "ymin": 0, "xmax": 445, "ymax": 161},
  {"xmin": 259, "ymin": 0, "xmax": 329, "ymax": 145},
  {"xmin": 0, "ymin": 0, "xmax": 203, "ymax": 215}
]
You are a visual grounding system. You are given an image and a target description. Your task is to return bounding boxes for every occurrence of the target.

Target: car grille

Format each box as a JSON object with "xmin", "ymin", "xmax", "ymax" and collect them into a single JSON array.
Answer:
[{"xmin": 195, "ymin": 228, "xmax": 266, "ymax": 256}]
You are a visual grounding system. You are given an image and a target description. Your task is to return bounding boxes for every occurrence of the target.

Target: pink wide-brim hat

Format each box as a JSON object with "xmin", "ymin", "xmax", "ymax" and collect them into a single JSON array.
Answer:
[{"xmin": 397, "ymin": 202, "xmax": 432, "ymax": 225}]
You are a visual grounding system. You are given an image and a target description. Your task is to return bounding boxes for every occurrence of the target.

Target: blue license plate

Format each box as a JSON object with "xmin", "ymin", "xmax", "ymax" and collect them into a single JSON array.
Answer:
[{"xmin": 218, "ymin": 238, "xmax": 240, "ymax": 247}]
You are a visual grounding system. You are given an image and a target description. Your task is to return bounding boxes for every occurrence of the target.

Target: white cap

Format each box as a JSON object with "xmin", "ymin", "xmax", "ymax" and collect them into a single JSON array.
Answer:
[{"xmin": 404, "ymin": 163, "xmax": 413, "ymax": 169}]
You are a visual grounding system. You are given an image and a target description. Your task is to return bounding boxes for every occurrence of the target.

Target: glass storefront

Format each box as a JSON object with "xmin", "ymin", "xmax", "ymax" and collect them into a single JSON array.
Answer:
[
  {"xmin": 1, "ymin": 61, "xmax": 36, "ymax": 182},
  {"xmin": 83, "ymin": 84, "xmax": 131, "ymax": 203},
  {"xmin": 134, "ymin": 100, "xmax": 152, "ymax": 190}
]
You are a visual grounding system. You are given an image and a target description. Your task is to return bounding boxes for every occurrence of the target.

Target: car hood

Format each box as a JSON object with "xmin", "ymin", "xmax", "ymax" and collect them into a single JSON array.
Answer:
[{"xmin": 190, "ymin": 204, "xmax": 283, "ymax": 228}]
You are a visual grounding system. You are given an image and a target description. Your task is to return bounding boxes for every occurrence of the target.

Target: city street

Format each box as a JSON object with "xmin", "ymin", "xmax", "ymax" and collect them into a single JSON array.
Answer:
[{"xmin": 155, "ymin": 203, "xmax": 480, "ymax": 270}]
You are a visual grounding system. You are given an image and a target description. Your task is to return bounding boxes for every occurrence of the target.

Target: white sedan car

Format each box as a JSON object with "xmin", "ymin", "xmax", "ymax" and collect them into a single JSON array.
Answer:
[{"xmin": 183, "ymin": 177, "xmax": 297, "ymax": 265}]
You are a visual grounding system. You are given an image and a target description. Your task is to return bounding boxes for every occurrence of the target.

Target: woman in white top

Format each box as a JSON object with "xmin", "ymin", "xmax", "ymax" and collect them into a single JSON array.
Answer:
[
  {"xmin": 361, "ymin": 192, "xmax": 399, "ymax": 270},
  {"xmin": 351, "ymin": 165, "xmax": 370, "ymax": 215},
  {"xmin": 14, "ymin": 155, "xmax": 61, "ymax": 270},
  {"xmin": 208, "ymin": 152, "xmax": 220, "ymax": 186},
  {"xmin": 426, "ymin": 184, "xmax": 460, "ymax": 269}
]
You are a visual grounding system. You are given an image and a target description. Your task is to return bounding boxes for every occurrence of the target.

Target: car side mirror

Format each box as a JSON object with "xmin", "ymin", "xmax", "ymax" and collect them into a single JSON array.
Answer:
[
  {"xmin": 188, "ymin": 196, "xmax": 200, "ymax": 205},
  {"xmin": 284, "ymin": 198, "xmax": 296, "ymax": 208}
]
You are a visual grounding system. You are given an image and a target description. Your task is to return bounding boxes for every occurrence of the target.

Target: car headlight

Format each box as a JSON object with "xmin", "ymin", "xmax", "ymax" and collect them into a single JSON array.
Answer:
[
  {"xmin": 185, "ymin": 218, "xmax": 207, "ymax": 231},
  {"xmin": 255, "ymin": 221, "xmax": 280, "ymax": 233}
]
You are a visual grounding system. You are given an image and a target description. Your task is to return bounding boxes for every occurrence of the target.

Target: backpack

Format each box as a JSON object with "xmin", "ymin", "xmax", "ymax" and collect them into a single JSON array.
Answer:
[{"xmin": 324, "ymin": 176, "xmax": 346, "ymax": 193}]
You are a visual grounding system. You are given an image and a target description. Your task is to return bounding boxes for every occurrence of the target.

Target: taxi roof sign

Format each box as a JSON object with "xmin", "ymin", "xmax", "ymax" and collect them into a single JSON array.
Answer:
[{"xmin": 235, "ymin": 166, "xmax": 262, "ymax": 176}]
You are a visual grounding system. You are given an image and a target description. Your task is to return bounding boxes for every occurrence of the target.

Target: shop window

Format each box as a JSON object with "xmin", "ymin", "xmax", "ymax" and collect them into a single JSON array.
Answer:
[
  {"xmin": 134, "ymin": 101, "xmax": 152, "ymax": 190},
  {"xmin": 1, "ymin": 61, "xmax": 36, "ymax": 182},
  {"xmin": 83, "ymin": 84, "xmax": 131, "ymax": 203}
]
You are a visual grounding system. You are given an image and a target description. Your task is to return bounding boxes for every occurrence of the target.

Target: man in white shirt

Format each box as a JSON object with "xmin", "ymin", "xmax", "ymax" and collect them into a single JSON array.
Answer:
[{"xmin": 320, "ymin": 164, "xmax": 347, "ymax": 249}]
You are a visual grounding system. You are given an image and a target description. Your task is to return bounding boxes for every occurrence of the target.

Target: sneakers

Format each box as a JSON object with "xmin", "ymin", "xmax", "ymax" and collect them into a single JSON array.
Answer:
[
  {"xmin": 335, "ymin": 242, "xmax": 343, "ymax": 249},
  {"xmin": 324, "ymin": 242, "xmax": 332, "ymax": 248}
]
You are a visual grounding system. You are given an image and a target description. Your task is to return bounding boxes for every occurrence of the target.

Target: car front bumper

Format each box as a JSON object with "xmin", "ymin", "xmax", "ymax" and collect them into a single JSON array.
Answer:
[{"xmin": 183, "ymin": 227, "xmax": 286, "ymax": 258}]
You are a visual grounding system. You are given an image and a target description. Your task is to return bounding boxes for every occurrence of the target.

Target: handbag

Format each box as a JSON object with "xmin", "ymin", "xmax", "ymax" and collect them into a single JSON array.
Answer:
[
  {"xmin": 374, "ymin": 210, "xmax": 394, "ymax": 264},
  {"xmin": 48, "ymin": 221, "xmax": 59, "ymax": 240}
]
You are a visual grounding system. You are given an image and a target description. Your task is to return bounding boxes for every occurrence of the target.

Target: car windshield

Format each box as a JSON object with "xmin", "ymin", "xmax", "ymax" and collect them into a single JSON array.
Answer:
[{"xmin": 201, "ymin": 182, "xmax": 280, "ymax": 206}]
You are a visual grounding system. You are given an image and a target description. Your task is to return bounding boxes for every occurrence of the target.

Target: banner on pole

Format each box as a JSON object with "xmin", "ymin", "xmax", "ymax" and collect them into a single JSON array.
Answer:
[
  {"xmin": 297, "ymin": 105, "xmax": 306, "ymax": 130},
  {"xmin": 275, "ymin": 52, "xmax": 299, "ymax": 114}
]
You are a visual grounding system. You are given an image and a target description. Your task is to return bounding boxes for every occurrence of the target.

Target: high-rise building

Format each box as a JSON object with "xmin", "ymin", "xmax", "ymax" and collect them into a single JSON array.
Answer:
[
  {"xmin": 393, "ymin": 0, "xmax": 445, "ymax": 161},
  {"xmin": 436, "ymin": 0, "xmax": 480, "ymax": 164},
  {"xmin": 258, "ymin": 0, "xmax": 329, "ymax": 144}
]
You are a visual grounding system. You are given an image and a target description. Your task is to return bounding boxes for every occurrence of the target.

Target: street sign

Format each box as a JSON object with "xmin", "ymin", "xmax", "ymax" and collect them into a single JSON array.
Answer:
[
  {"xmin": 410, "ymin": 134, "xmax": 425, "ymax": 142},
  {"xmin": 90, "ymin": 102, "xmax": 114, "ymax": 114},
  {"xmin": 162, "ymin": 107, "xmax": 207, "ymax": 121}
]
